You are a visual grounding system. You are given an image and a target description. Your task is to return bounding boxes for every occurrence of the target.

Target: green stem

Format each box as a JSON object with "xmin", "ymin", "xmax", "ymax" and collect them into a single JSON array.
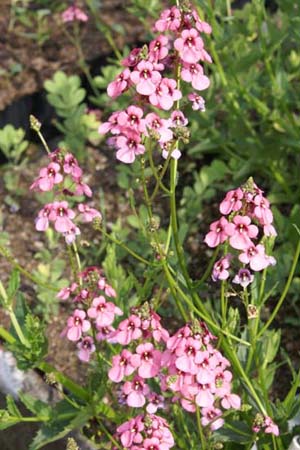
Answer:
[
  {"xmin": 96, "ymin": 226, "xmax": 152, "ymax": 266},
  {"xmin": 196, "ymin": 406, "xmax": 206, "ymax": 449},
  {"xmin": 0, "ymin": 245, "xmax": 57, "ymax": 292},
  {"xmin": 147, "ymin": 139, "xmax": 170, "ymax": 195},
  {"xmin": 257, "ymin": 239, "xmax": 300, "ymax": 339},
  {"xmin": 37, "ymin": 130, "xmax": 51, "ymax": 154}
]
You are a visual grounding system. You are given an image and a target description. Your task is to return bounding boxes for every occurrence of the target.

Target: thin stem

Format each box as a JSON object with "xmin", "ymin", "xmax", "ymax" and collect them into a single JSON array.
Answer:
[
  {"xmin": 257, "ymin": 239, "xmax": 300, "ymax": 339},
  {"xmin": 150, "ymin": 152, "xmax": 172, "ymax": 202},
  {"xmin": 147, "ymin": 139, "xmax": 170, "ymax": 195},
  {"xmin": 36, "ymin": 129, "xmax": 51, "ymax": 154},
  {"xmin": 96, "ymin": 225, "xmax": 152, "ymax": 266},
  {"xmin": 196, "ymin": 406, "xmax": 206, "ymax": 449},
  {"xmin": 0, "ymin": 245, "xmax": 57, "ymax": 292}
]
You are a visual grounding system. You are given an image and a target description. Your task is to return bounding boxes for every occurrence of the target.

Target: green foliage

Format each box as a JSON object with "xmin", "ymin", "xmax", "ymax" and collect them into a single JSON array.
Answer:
[
  {"xmin": 9, "ymin": 313, "xmax": 48, "ymax": 370},
  {"xmin": 0, "ymin": 124, "xmax": 28, "ymax": 163},
  {"xmin": 44, "ymin": 71, "xmax": 99, "ymax": 157}
]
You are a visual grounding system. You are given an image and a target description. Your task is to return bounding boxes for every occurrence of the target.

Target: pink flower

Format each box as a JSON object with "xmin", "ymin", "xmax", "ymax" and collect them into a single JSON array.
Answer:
[
  {"xmin": 115, "ymin": 314, "xmax": 142, "ymax": 345},
  {"xmin": 77, "ymin": 336, "xmax": 95, "ymax": 362},
  {"xmin": 239, "ymin": 244, "xmax": 273, "ymax": 271},
  {"xmin": 65, "ymin": 309, "xmax": 90, "ymax": 341},
  {"xmin": 96, "ymin": 325, "xmax": 117, "ymax": 343},
  {"xmin": 181, "ymin": 63, "xmax": 210, "ymax": 91},
  {"xmin": 115, "ymin": 131, "xmax": 145, "ymax": 163},
  {"xmin": 130, "ymin": 60, "xmax": 162, "ymax": 96},
  {"xmin": 31, "ymin": 162, "xmax": 63, "ymax": 192},
  {"xmin": 98, "ymin": 277, "xmax": 117, "ymax": 298},
  {"xmin": 219, "ymin": 188, "xmax": 244, "ymax": 215},
  {"xmin": 131, "ymin": 342, "xmax": 162, "ymax": 378},
  {"xmin": 192, "ymin": 10, "xmax": 212, "ymax": 34},
  {"xmin": 109, "ymin": 349, "xmax": 136, "ymax": 382},
  {"xmin": 35, "ymin": 204, "xmax": 53, "ymax": 231},
  {"xmin": 149, "ymin": 35, "xmax": 169, "ymax": 61},
  {"xmin": 64, "ymin": 225, "xmax": 81, "ymax": 245},
  {"xmin": 201, "ymin": 407, "xmax": 224, "ymax": 430},
  {"xmin": 117, "ymin": 105, "xmax": 146, "ymax": 133},
  {"xmin": 121, "ymin": 48, "xmax": 142, "ymax": 67},
  {"xmin": 188, "ymin": 92, "xmax": 206, "ymax": 111},
  {"xmin": 149, "ymin": 78, "xmax": 182, "ymax": 111},
  {"xmin": 221, "ymin": 393, "xmax": 241, "ymax": 410},
  {"xmin": 62, "ymin": 6, "xmax": 88, "ymax": 23},
  {"xmin": 87, "ymin": 295, "xmax": 122, "ymax": 327},
  {"xmin": 174, "ymin": 28, "xmax": 204, "ymax": 64},
  {"xmin": 74, "ymin": 178, "xmax": 92, "ymax": 197},
  {"xmin": 78, "ymin": 204, "xmax": 101, "ymax": 222},
  {"xmin": 264, "ymin": 416, "xmax": 279, "ymax": 436},
  {"xmin": 107, "ymin": 69, "xmax": 131, "ymax": 98},
  {"xmin": 63, "ymin": 153, "xmax": 82, "ymax": 178},
  {"xmin": 122, "ymin": 376, "xmax": 150, "ymax": 407},
  {"xmin": 212, "ymin": 255, "xmax": 231, "ymax": 281},
  {"xmin": 57, "ymin": 282, "xmax": 78, "ymax": 301},
  {"xmin": 204, "ymin": 217, "xmax": 233, "ymax": 248},
  {"xmin": 154, "ymin": 6, "xmax": 181, "ymax": 32},
  {"xmin": 253, "ymin": 194, "xmax": 274, "ymax": 225},
  {"xmin": 169, "ymin": 110, "xmax": 188, "ymax": 127},
  {"xmin": 98, "ymin": 111, "xmax": 121, "ymax": 135},
  {"xmin": 146, "ymin": 393, "xmax": 165, "ymax": 414},
  {"xmin": 116, "ymin": 416, "xmax": 144, "ymax": 448},
  {"xmin": 227, "ymin": 215, "xmax": 258, "ymax": 250},
  {"xmin": 49, "ymin": 201, "xmax": 75, "ymax": 233},
  {"xmin": 145, "ymin": 113, "xmax": 173, "ymax": 142},
  {"xmin": 232, "ymin": 269, "xmax": 254, "ymax": 288}
]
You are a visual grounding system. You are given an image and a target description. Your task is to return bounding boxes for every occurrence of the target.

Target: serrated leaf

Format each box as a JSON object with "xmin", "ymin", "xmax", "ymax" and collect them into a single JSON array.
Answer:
[
  {"xmin": 6, "ymin": 395, "xmax": 21, "ymax": 418},
  {"xmin": 18, "ymin": 393, "xmax": 51, "ymax": 420}
]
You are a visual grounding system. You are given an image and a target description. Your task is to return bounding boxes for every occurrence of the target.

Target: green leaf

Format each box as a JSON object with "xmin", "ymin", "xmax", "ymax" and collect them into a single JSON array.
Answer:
[
  {"xmin": 18, "ymin": 393, "xmax": 51, "ymax": 420},
  {"xmin": 6, "ymin": 395, "xmax": 21, "ymax": 418}
]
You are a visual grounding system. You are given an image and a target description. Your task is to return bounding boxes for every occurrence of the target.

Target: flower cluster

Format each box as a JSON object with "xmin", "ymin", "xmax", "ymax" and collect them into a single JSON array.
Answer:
[
  {"xmin": 61, "ymin": 5, "xmax": 88, "ymax": 23},
  {"xmin": 108, "ymin": 302, "xmax": 240, "ymax": 433},
  {"xmin": 30, "ymin": 150, "xmax": 101, "ymax": 244},
  {"xmin": 59, "ymin": 266, "xmax": 121, "ymax": 362},
  {"xmin": 204, "ymin": 178, "xmax": 277, "ymax": 287},
  {"xmin": 99, "ymin": 4, "xmax": 212, "ymax": 163},
  {"xmin": 252, "ymin": 413, "xmax": 279, "ymax": 436},
  {"xmin": 113, "ymin": 413, "xmax": 174, "ymax": 450}
]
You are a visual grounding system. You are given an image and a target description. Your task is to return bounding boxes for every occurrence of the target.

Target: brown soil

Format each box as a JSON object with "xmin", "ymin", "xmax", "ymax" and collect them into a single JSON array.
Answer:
[{"xmin": 0, "ymin": 0, "xmax": 143, "ymax": 111}]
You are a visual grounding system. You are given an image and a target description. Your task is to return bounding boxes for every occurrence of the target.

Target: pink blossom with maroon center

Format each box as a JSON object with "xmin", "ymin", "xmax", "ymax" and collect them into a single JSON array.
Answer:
[
  {"xmin": 57, "ymin": 282, "xmax": 78, "ymax": 301},
  {"xmin": 131, "ymin": 342, "xmax": 162, "ymax": 378},
  {"xmin": 174, "ymin": 28, "xmax": 204, "ymax": 64},
  {"xmin": 65, "ymin": 309, "xmax": 90, "ymax": 341},
  {"xmin": 195, "ymin": 351, "xmax": 219, "ymax": 384},
  {"xmin": 121, "ymin": 47, "xmax": 142, "ymax": 67},
  {"xmin": 195, "ymin": 383, "xmax": 214, "ymax": 408},
  {"xmin": 253, "ymin": 194, "xmax": 274, "ymax": 225},
  {"xmin": 122, "ymin": 375, "xmax": 150, "ymax": 407},
  {"xmin": 204, "ymin": 216, "xmax": 233, "ymax": 248},
  {"xmin": 239, "ymin": 244, "xmax": 274, "ymax": 271},
  {"xmin": 149, "ymin": 35, "xmax": 169, "ymax": 61},
  {"xmin": 233, "ymin": 268, "xmax": 254, "ymax": 288},
  {"xmin": 116, "ymin": 416, "xmax": 144, "ymax": 448},
  {"xmin": 107, "ymin": 68, "xmax": 131, "ymax": 98},
  {"xmin": 154, "ymin": 6, "xmax": 181, "ymax": 32},
  {"xmin": 98, "ymin": 111, "xmax": 122, "ymax": 135},
  {"xmin": 169, "ymin": 110, "xmax": 188, "ymax": 127},
  {"xmin": 77, "ymin": 336, "xmax": 95, "ymax": 362},
  {"xmin": 188, "ymin": 92, "xmax": 206, "ymax": 111},
  {"xmin": 73, "ymin": 178, "xmax": 92, "ymax": 197},
  {"xmin": 64, "ymin": 225, "xmax": 81, "ymax": 245},
  {"xmin": 145, "ymin": 113, "xmax": 173, "ymax": 143},
  {"xmin": 181, "ymin": 62, "xmax": 210, "ymax": 91},
  {"xmin": 63, "ymin": 153, "xmax": 82, "ymax": 178},
  {"xmin": 109, "ymin": 349, "xmax": 136, "ymax": 382},
  {"xmin": 130, "ymin": 60, "xmax": 162, "ymax": 96},
  {"xmin": 31, "ymin": 162, "xmax": 63, "ymax": 192},
  {"xmin": 117, "ymin": 105, "xmax": 146, "ymax": 133},
  {"xmin": 78, "ymin": 204, "xmax": 101, "ymax": 222},
  {"xmin": 73, "ymin": 288, "xmax": 89, "ymax": 303},
  {"xmin": 146, "ymin": 393, "xmax": 165, "ymax": 414},
  {"xmin": 96, "ymin": 325, "xmax": 117, "ymax": 343},
  {"xmin": 35, "ymin": 203, "xmax": 53, "ymax": 231},
  {"xmin": 175, "ymin": 337, "xmax": 201, "ymax": 374},
  {"xmin": 115, "ymin": 131, "xmax": 145, "ymax": 164},
  {"xmin": 48, "ymin": 201, "xmax": 75, "ymax": 233},
  {"xmin": 219, "ymin": 188, "xmax": 244, "ymax": 215},
  {"xmin": 227, "ymin": 215, "xmax": 258, "ymax": 250},
  {"xmin": 201, "ymin": 407, "xmax": 224, "ymax": 430},
  {"xmin": 149, "ymin": 78, "xmax": 182, "ymax": 111},
  {"xmin": 211, "ymin": 255, "xmax": 231, "ymax": 281},
  {"xmin": 115, "ymin": 314, "xmax": 142, "ymax": 345},
  {"xmin": 87, "ymin": 295, "xmax": 122, "ymax": 327},
  {"xmin": 192, "ymin": 10, "xmax": 212, "ymax": 34}
]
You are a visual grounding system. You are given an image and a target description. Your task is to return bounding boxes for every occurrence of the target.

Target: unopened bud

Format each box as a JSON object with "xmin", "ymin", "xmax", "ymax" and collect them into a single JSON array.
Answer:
[
  {"xmin": 44, "ymin": 373, "xmax": 57, "ymax": 386},
  {"xmin": 92, "ymin": 216, "xmax": 102, "ymax": 230},
  {"xmin": 148, "ymin": 217, "xmax": 160, "ymax": 232},
  {"xmin": 247, "ymin": 304, "xmax": 258, "ymax": 319},
  {"xmin": 213, "ymin": 443, "xmax": 224, "ymax": 450},
  {"xmin": 30, "ymin": 115, "xmax": 41, "ymax": 132},
  {"xmin": 241, "ymin": 403, "xmax": 252, "ymax": 412}
]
